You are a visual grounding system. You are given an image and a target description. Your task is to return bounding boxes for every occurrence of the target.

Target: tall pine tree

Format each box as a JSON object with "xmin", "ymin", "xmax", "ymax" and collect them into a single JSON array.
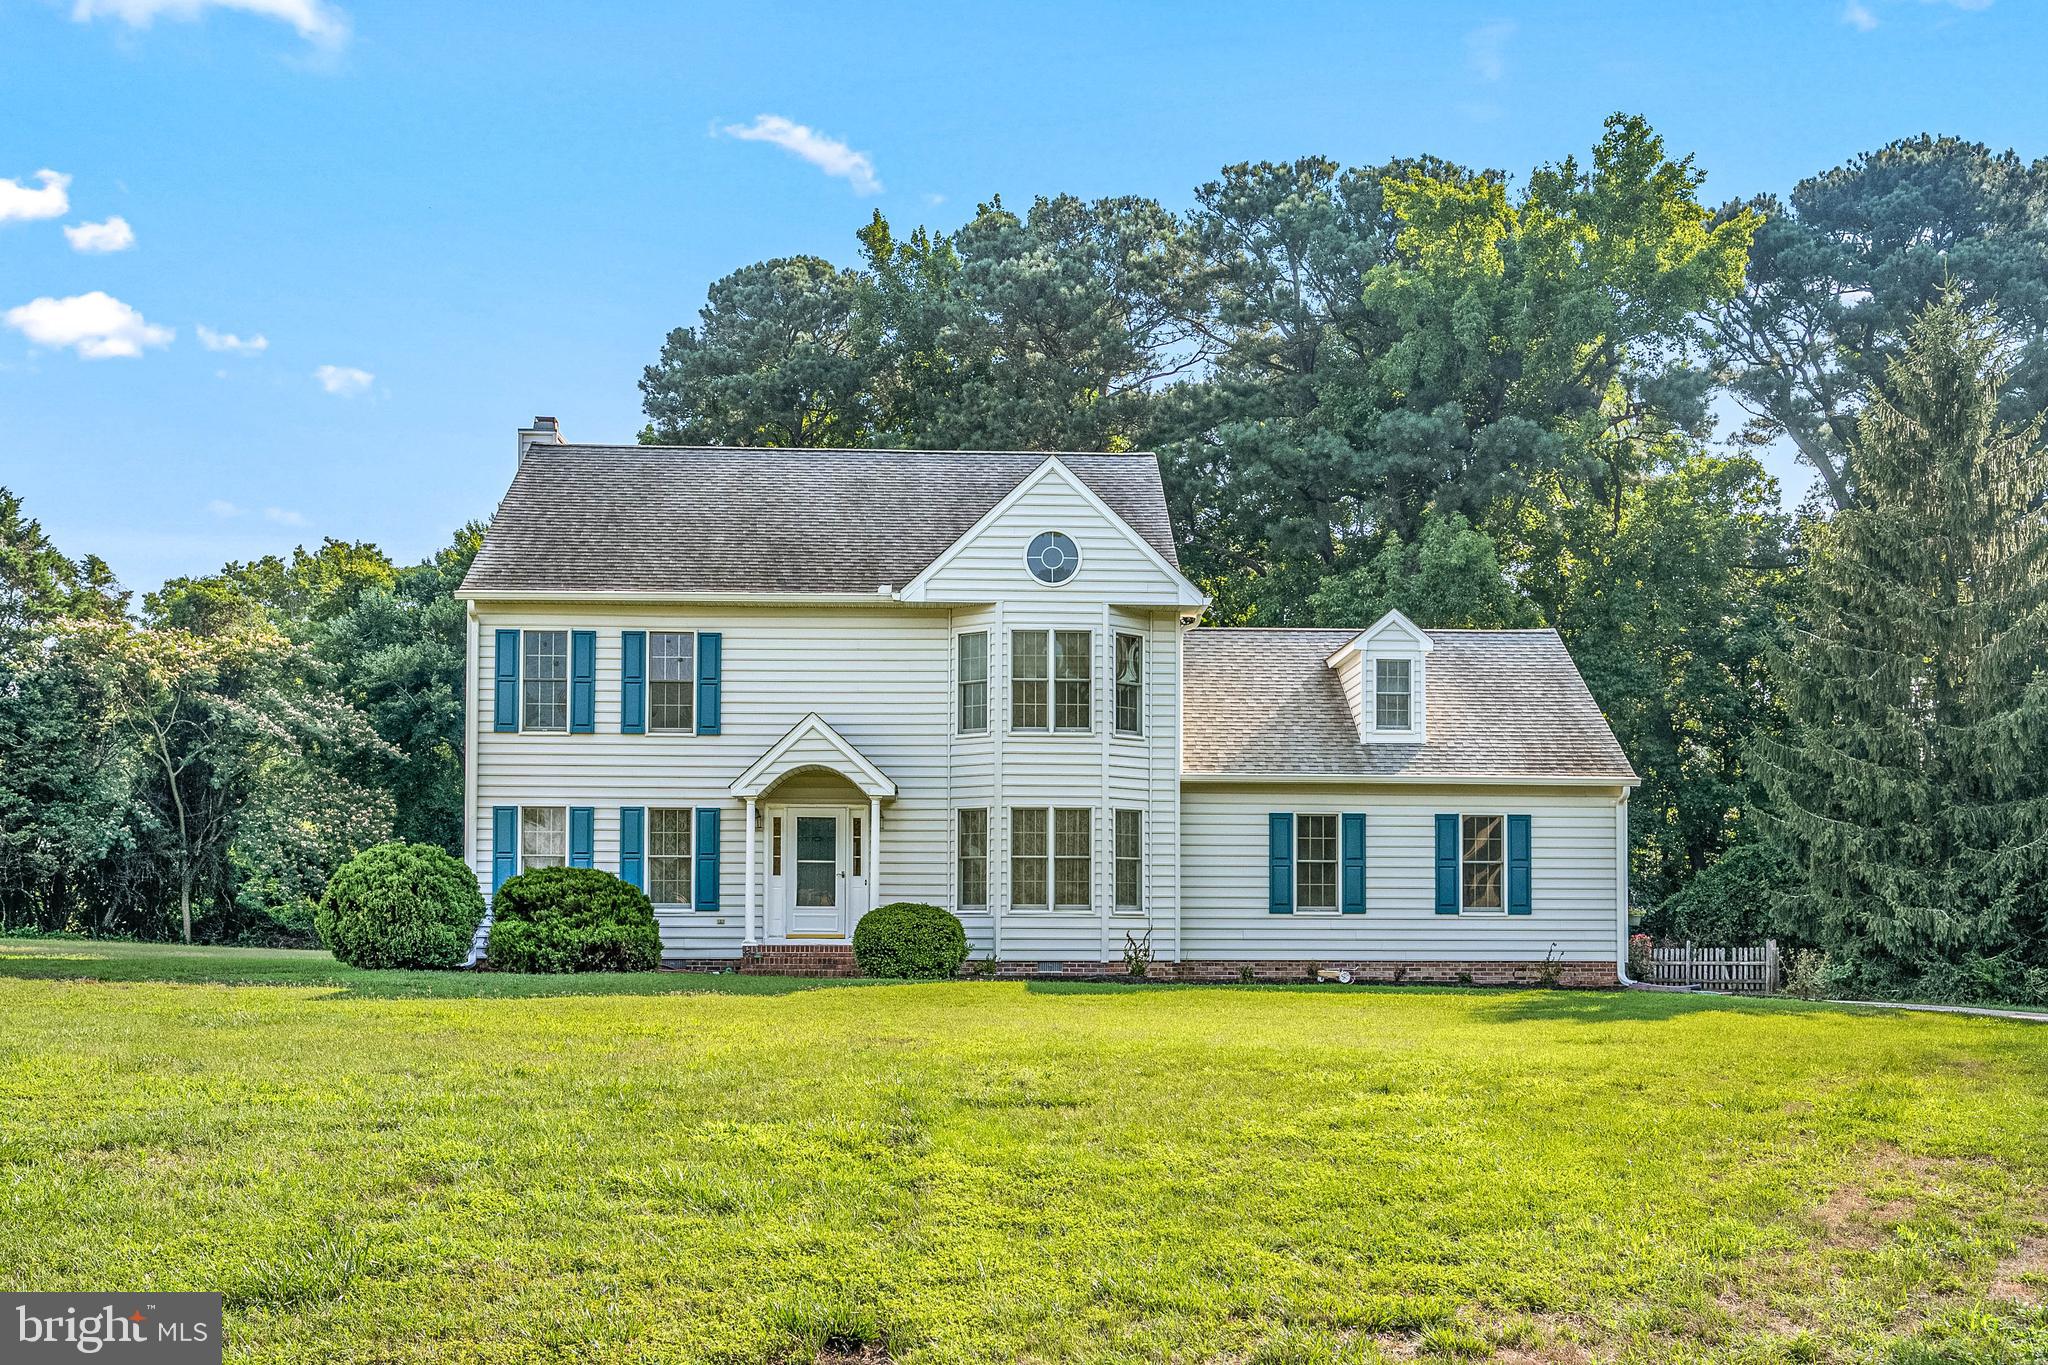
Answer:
[{"xmin": 1760, "ymin": 289, "xmax": 2048, "ymax": 1002}]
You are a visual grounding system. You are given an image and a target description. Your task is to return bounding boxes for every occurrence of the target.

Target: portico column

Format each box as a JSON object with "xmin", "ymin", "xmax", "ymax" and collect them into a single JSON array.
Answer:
[
  {"xmin": 869, "ymin": 794, "xmax": 882, "ymax": 908},
  {"xmin": 743, "ymin": 796, "xmax": 758, "ymax": 945}
]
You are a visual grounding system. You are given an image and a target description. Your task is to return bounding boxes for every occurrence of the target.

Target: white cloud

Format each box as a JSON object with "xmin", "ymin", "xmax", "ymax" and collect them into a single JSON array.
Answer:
[
  {"xmin": 63, "ymin": 215, "xmax": 135, "ymax": 253},
  {"xmin": 1466, "ymin": 21, "xmax": 1515, "ymax": 81},
  {"xmin": 313, "ymin": 363, "xmax": 373, "ymax": 396},
  {"xmin": 719, "ymin": 114, "xmax": 882, "ymax": 195},
  {"xmin": 4, "ymin": 291, "xmax": 173, "ymax": 359},
  {"xmin": 0, "ymin": 170, "xmax": 72, "ymax": 224},
  {"xmin": 263, "ymin": 506, "xmax": 306, "ymax": 526},
  {"xmin": 71, "ymin": 0, "xmax": 349, "ymax": 46},
  {"xmin": 197, "ymin": 324, "xmax": 268, "ymax": 355},
  {"xmin": 1843, "ymin": 0, "xmax": 1880, "ymax": 28},
  {"xmin": 207, "ymin": 499, "xmax": 243, "ymax": 518}
]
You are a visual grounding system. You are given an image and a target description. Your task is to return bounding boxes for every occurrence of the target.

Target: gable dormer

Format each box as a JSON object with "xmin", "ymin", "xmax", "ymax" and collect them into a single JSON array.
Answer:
[{"xmin": 1326, "ymin": 610, "xmax": 1432, "ymax": 744}]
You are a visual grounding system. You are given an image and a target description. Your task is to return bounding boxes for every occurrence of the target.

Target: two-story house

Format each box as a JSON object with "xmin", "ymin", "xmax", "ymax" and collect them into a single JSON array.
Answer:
[{"xmin": 454, "ymin": 418, "xmax": 1637, "ymax": 984}]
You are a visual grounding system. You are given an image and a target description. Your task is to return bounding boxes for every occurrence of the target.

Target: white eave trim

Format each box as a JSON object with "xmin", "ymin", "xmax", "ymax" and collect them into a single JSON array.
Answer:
[
  {"xmin": 1325, "ymin": 608, "xmax": 1435, "ymax": 666},
  {"xmin": 455, "ymin": 589, "xmax": 906, "ymax": 606},
  {"xmin": 1178, "ymin": 770, "xmax": 1641, "ymax": 789},
  {"xmin": 894, "ymin": 456, "xmax": 1211, "ymax": 609},
  {"xmin": 729, "ymin": 712, "xmax": 899, "ymax": 799}
]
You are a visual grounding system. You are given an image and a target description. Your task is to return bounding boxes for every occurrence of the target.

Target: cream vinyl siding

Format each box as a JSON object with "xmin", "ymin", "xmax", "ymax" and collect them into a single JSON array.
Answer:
[
  {"xmin": 1179, "ymin": 783, "xmax": 1625, "ymax": 962},
  {"xmin": 910, "ymin": 468, "xmax": 1185, "ymax": 605}
]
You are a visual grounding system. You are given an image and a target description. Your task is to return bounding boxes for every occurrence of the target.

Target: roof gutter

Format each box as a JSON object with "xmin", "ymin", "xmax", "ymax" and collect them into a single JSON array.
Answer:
[
  {"xmin": 1179, "ymin": 771, "xmax": 1640, "ymax": 789},
  {"xmin": 454, "ymin": 588, "xmax": 906, "ymax": 606}
]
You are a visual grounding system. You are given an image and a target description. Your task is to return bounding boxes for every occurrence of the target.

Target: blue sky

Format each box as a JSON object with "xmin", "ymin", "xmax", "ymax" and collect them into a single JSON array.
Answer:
[{"xmin": 4, "ymin": 0, "xmax": 2044, "ymax": 594}]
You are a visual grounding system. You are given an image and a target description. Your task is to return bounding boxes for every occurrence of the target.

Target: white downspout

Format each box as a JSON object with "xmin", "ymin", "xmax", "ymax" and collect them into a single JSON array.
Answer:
[{"xmin": 1615, "ymin": 790, "xmax": 1635, "ymax": 985}]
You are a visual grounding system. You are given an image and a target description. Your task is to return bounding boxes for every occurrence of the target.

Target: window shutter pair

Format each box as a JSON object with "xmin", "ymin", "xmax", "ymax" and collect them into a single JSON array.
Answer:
[
  {"xmin": 1432, "ymin": 813, "xmax": 1531, "ymax": 914},
  {"xmin": 492, "ymin": 628, "xmax": 595, "ymax": 731},
  {"xmin": 1265, "ymin": 812, "xmax": 1367, "ymax": 914},
  {"xmin": 617, "ymin": 630, "xmax": 722, "ymax": 735}
]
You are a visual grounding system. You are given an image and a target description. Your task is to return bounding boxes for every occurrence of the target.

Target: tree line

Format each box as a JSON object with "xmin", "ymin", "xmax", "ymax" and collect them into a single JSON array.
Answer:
[{"xmin": 4, "ymin": 115, "xmax": 2045, "ymax": 1001}]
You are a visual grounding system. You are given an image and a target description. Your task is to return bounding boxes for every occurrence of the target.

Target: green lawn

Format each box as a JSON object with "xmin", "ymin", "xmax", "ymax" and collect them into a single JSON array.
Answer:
[{"xmin": 2, "ymin": 940, "xmax": 2043, "ymax": 1364}]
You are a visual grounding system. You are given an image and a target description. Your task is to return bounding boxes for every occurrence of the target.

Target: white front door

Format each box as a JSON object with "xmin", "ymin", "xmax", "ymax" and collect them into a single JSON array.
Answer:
[{"xmin": 785, "ymin": 807, "xmax": 846, "ymax": 937}]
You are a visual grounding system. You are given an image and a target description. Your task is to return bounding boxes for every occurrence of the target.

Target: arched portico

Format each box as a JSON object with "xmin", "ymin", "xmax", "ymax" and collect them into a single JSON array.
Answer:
[{"xmin": 728, "ymin": 715, "xmax": 896, "ymax": 945}]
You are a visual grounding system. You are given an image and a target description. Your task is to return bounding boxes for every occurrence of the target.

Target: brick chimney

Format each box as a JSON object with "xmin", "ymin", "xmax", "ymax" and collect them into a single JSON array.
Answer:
[{"xmin": 517, "ymin": 415, "xmax": 563, "ymax": 465}]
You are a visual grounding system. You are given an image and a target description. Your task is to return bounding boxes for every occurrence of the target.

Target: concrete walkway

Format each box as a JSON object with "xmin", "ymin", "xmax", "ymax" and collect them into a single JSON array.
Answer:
[{"xmin": 1630, "ymin": 982, "xmax": 2048, "ymax": 1023}]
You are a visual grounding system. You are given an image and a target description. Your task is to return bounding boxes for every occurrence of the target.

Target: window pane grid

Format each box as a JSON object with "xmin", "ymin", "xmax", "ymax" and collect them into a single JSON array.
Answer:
[
  {"xmin": 1053, "ymin": 807, "xmax": 1091, "ymax": 908},
  {"xmin": 1462, "ymin": 814, "xmax": 1504, "ymax": 911},
  {"xmin": 958, "ymin": 632, "xmax": 988, "ymax": 733},
  {"xmin": 1054, "ymin": 631, "xmax": 1091, "ymax": 731},
  {"xmin": 650, "ymin": 632, "xmax": 696, "ymax": 733},
  {"xmin": 1011, "ymin": 808, "xmax": 1048, "ymax": 908},
  {"xmin": 957, "ymin": 809, "xmax": 988, "ymax": 909},
  {"xmin": 1011, "ymin": 631, "xmax": 1048, "ymax": 730},
  {"xmin": 1114, "ymin": 808, "xmax": 1141, "ymax": 910},
  {"xmin": 522, "ymin": 631, "xmax": 568, "ymax": 731},
  {"xmin": 1115, "ymin": 634, "xmax": 1143, "ymax": 735},
  {"xmin": 649, "ymin": 808, "xmax": 692, "ymax": 905},
  {"xmin": 520, "ymin": 806, "xmax": 565, "ymax": 871},
  {"xmin": 1296, "ymin": 813, "xmax": 1338, "ymax": 910},
  {"xmin": 1375, "ymin": 658, "xmax": 1412, "ymax": 731}
]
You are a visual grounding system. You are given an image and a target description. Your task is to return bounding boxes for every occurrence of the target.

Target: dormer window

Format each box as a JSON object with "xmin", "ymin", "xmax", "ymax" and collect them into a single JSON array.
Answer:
[{"xmin": 1374, "ymin": 658, "xmax": 1412, "ymax": 731}]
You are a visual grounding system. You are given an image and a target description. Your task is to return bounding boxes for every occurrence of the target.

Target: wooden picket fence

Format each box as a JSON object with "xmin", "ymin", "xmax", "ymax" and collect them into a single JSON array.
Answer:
[{"xmin": 1644, "ymin": 940, "xmax": 1782, "ymax": 994}]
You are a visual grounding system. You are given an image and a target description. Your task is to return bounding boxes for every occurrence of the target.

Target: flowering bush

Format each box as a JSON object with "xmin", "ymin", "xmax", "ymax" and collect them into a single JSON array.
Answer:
[{"xmin": 1628, "ymin": 933, "xmax": 1655, "ymax": 981}]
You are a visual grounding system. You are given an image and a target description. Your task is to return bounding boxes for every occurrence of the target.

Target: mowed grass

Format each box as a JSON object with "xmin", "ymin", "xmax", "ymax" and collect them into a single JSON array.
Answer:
[{"xmin": 1, "ymin": 940, "xmax": 2044, "ymax": 1365}]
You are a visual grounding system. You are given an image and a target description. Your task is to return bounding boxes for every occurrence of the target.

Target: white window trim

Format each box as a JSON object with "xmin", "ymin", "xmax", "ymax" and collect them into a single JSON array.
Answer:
[
  {"xmin": 955, "ymin": 629, "xmax": 990, "ymax": 736},
  {"xmin": 1008, "ymin": 628, "xmax": 1094, "ymax": 735},
  {"xmin": 1007, "ymin": 805, "xmax": 1094, "ymax": 913},
  {"xmin": 647, "ymin": 628, "xmax": 702, "ymax": 736},
  {"xmin": 520, "ymin": 629, "xmax": 570, "ymax": 734},
  {"xmin": 1459, "ymin": 811, "xmax": 1509, "ymax": 916},
  {"xmin": 646, "ymin": 805, "xmax": 696, "ymax": 910},
  {"xmin": 517, "ymin": 804, "xmax": 569, "ymax": 874},
  {"xmin": 1024, "ymin": 529, "xmax": 1084, "ymax": 587},
  {"xmin": 1112, "ymin": 807, "xmax": 1144, "ymax": 915},
  {"xmin": 1291, "ymin": 811, "xmax": 1341, "ymax": 916},
  {"xmin": 1364, "ymin": 648, "xmax": 1427, "ymax": 743},
  {"xmin": 1112, "ymin": 631, "xmax": 1144, "ymax": 739},
  {"xmin": 955, "ymin": 806, "xmax": 990, "ymax": 912}
]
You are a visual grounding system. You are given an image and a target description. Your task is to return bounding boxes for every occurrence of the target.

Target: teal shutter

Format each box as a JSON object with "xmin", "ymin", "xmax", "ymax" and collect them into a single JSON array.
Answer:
[
  {"xmin": 694, "ymin": 807, "xmax": 721, "ymax": 910},
  {"xmin": 1267, "ymin": 812, "xmax": 1293, "ymax": 914},
  {"xmin": 1341, "ymin": 812, "xmax": 1366, "ymax": 914},
  {"xmin": 1434, "ymin": 814, "xmax": 1460, "ymax": 914},
  {"xmin": 1507, "ymin": 814, "xmax": 1532, "ymax": 915},
  {"xmin": 491, "ymin": 806, "xmax": 517, "ymax": 892},
  {"xmin": 493, "ymin": 630, "xmax": 519, "ymax": 732},
  {"xmin": 570, "ymin": 630, "xmax": 596, "ymax": 733},
  {"xmin": 618, "ymin": 807, "xmax": 644, "ymax": 890},
  {"xmin": 620, "ymin": 630, "xmax": 646, "ymax": 734},
  {"xmin": 695, "ymin": 632, "xmax": 722, "ymax": 735},
  {"xmin": 568, "ymin": 806, "xmax": 594, "ymax": 868}
]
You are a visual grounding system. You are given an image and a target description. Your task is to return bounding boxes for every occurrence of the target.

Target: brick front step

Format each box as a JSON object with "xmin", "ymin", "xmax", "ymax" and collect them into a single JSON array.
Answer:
[{"xmin": 740, "ymin": 943, "xmax": 859, "ymax": 977}]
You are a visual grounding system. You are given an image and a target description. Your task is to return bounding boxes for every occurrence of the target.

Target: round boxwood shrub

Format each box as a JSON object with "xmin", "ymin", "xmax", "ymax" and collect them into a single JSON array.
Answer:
[
  {"xmin": 486, "ymin": 866, "xmax": 661, "ymax": 973},
  {"xmin": 852, "ymin": 902, "xmax": 968, "ymax": 979},
  {"xmin": 315, "ymin": 841, "xmax": 486, "ymax": 970}
]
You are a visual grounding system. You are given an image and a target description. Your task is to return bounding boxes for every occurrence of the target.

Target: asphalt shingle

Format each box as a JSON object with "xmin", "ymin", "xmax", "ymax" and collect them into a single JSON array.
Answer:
[
  {"xmin": 1181, "ymin": 628, "xmax": 1636, "ymax": 782},
  {"xmin": 459, "ymin": 444, "xmax": 1178, "ymax": 595}
]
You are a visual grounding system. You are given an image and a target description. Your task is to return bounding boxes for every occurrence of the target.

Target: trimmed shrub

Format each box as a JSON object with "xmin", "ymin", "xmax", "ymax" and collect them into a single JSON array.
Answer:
[
  {"xmin": 315, "ymin": 842, "xmax": 485, "ymax": 970},
  {"xmin": 486, "ymin": 866, "xmax": 661, "ymax": 973},
  {"xmin": 852, "ymin": 902, "xmax": 967, "ymax": 979}
]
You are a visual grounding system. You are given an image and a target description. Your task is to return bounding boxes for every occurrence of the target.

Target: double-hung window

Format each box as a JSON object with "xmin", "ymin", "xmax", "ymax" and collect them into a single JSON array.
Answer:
[
  {"xmin": 519, "ymin": 806, "xmax": 566, "ymax": 872},
  {"xmin": 1295, "ymin": 813, "xmax": 1338, "ymax": 911},
  {"xmin": 1114, "ymin": 633, "xmax": 1143, "ymax": 736},
  {"xmin": 1010, "ymin": 629, "xmax": 1093, "ymax": 732},
  {"xmin": 1375, "ymin": 658, "xmax": 1412, "ymax": 732},
  {"xmin": 648, "ymin": 808, "xmax": 693, "ymax": 906},
  {"xmin": 957, "ymin": 632, "xmax": 988, "ymax": 733},
  {"xmin": 1113, "ymin": 809, "xmax": 1142, "ymax": 912},
  {"xmin": 522, "ymin": 631, "xmax": 568, "ymax": 731},
  {"xmin": 1462, "ymin": 814, "xmax": 1505, "ymax": 912},
  {"xmin": 1009, "ymin": 806, "xmax": 1094, "ymax": 910},
  {"xmin": 957, "ymin": 809, "xmax": 988, "ymax": 910},
  {"xmin": 650, "ymin": 632, "xmax": 696, "ymax": 733}
]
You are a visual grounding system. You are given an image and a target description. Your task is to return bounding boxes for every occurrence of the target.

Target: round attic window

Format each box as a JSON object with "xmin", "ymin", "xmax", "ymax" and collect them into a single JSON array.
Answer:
[{"xmin": 1026, "ymin": 531, "xmax": 1080, "ymax": 585}]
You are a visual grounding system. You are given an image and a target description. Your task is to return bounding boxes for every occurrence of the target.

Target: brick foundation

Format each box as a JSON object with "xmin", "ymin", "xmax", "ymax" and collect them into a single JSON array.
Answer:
[{"xmin": 697, "ymin": 946, "xmax": 1616, "ymax": 987}]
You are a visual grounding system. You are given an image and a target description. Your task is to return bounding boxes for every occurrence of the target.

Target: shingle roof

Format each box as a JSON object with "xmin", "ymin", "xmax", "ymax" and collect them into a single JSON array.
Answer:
[
  {"xmin": 459, "ymin": 444, "xmax": 1179, "ymax": 595},
  {"xmin": 1182, "ymin": 628, "xmax": 1636, "ymax": 782}
]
